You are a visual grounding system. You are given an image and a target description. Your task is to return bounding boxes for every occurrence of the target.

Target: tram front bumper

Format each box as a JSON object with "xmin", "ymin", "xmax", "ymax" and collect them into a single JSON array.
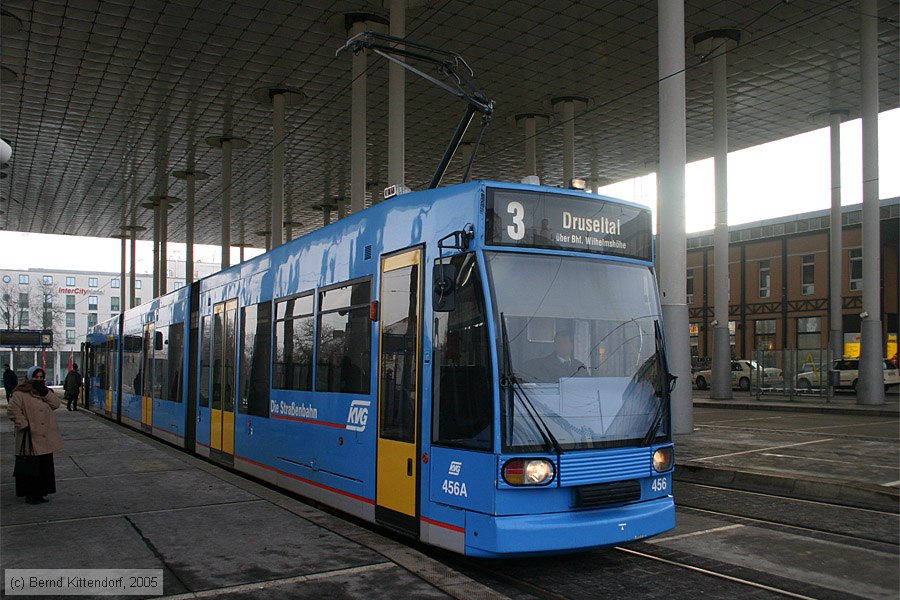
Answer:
[{"xmin": 464, "ymin": 496, "xmax": 675, "ymax": 558}]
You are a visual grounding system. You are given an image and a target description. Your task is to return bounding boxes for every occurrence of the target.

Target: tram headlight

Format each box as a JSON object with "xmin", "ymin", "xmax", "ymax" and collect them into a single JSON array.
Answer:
[
  {"xmin": 502, "ymin": 458, "xmax": 555, "ymax": 486},
  {"xmin": 652, "ymin": 446, "xmax": 674, "ymax": 472}
]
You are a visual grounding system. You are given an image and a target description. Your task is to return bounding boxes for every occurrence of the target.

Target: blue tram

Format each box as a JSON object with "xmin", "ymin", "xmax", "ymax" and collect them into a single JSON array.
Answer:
[{"xmin": 86, "ymin": 180, "xmax": 676, "ymax": 557}]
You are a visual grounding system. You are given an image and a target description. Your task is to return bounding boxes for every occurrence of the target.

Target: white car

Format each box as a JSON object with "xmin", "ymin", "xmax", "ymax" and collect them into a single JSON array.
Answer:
[
  {"xmin": 797, "ymin": 359, "xmax": 900, "ymax": 392},
  {"xmin": 692, "ymin": 359, "xmax": 783, "ymax": 391}
]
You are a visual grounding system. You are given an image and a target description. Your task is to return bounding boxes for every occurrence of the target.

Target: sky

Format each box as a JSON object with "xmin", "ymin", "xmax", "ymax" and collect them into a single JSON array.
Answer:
[{"xmin": 1, "ymin": 107, "xmax": 898, "ymax": 273}]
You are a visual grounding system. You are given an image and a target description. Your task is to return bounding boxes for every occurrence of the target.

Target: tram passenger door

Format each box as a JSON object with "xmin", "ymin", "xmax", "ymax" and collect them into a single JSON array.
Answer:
[
  {"xmin": 210, "ymin": 299, "xmax": 238, "ymax": 463},
  {"xmin": 376, "ymin": 248, "xmax": 422, "ymax": 535},
  {"xmin": 141, "ymin": 324, "xmax": 153, "ymax": 432}
]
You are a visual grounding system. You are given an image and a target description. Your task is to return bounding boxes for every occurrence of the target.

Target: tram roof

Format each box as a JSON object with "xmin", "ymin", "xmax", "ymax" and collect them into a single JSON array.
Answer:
[{"xmin": 1, "ymin": 1, "xmax": 898, "ymax": 247}]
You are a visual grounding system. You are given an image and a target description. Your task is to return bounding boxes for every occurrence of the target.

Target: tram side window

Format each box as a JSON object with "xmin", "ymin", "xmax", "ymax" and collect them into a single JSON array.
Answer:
[
  {"xmin": 154, "ymin": 326, "xmax": 168, "ymax": 400},
  {"xmin": 123, "ymin": 334, "xmax": 142, "ymax": 395},
  {"xmin": 274, "ymin": 295, "xmax": 314, "ymax": 391},
  {"xmin": 167, "ymin": 323, "xmax": 185, "ymax": 403},
  {"xmin": 316, "ymin": 280, "xmax": 372, "ymax": 394},
  {"xmin": 240, "ymin": 302, "xmax": 271, "ymax": 416},
  {"xmin": 95, "ymin": 343, "xmax": 108, "ymax": 391},
  {"xmin": 432, "ymin": 253, "xmax": 493, "ymax": 451},
  {"xmin": 200, "ymin": 316, "xmax": 211, "ymax": 407}
]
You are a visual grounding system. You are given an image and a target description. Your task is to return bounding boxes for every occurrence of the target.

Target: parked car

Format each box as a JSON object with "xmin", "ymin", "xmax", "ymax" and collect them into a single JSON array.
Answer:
[
  {"xmin": 692, "ymin": 359, "xmax": 783, "ymax": 391},
  {"xmin": 801, "ymin": 359, "xmax": 900, "ymax": 392},
  {"xmin": 794, "ymin": 363, "xmax": 828, "ymax": 390}
]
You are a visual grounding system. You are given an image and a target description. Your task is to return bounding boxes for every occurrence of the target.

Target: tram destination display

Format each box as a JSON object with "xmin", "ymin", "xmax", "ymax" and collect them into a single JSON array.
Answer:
[{"xmin": 485, "ymin": 188, "xmax": 652, "ymax": 261}]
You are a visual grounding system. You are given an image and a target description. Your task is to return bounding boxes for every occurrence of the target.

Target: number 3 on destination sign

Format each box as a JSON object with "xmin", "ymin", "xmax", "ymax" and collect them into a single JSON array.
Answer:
[{"xmin": 507, "ymin": 201, "xmax": 525, "ymax": 240}]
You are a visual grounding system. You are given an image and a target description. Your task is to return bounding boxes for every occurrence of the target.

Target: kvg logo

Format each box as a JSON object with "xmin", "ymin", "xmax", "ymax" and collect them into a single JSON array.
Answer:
[{"xmin": 346, "ymin": 400, "xmax": 371, "ymax": 432}]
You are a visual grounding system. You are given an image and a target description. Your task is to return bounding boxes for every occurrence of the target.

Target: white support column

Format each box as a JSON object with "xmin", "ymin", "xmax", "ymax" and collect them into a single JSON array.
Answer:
[
  {"xmin": 514, "ymin": 113, "xmax": 549, "ymax": 181},
  {"xmin": 222, "ymin": 139, "xmax": 232, "ymax": 267},
  {"xmin": 710, "ymin": 45, "xmax": 731, "ymax": 400},
  {"xmin": 551, "ymin": 97, "xmax": 588, "ymax": 186},
  {"xmin": 351, "ymin": 19, "xmax": 368, "ymax": 215},
  {"xmin": 272, "ymin": 91, "xmax": 285, "ymax": 248},
  {"xmin": 388, "ymin": 0, "xmax": 405, "ymax": 193},
  {"xmin": 174, "ymin": 169, "xmax": 209, "ymax": 285},
  {"xmin": 129, "ymin": 223, "xmax": 137, "ymax": 309},
  {"xmin": 658, "ymin": 0, "xmax": 692, "ymax": 434},
  {"xmin": 693, "ymin": 29, "xmax": 740, "ymax": 400},
  {"xmin": 159, "ymin": 193, "xmax": 168, "ymax": 293},
  {"xmin": 858, "ymin": 0, "xmax": 884, "ymax": 405},
  {"xmin": 120, "ymin": 236, "xmax": 126, "ymax": 314},
  {"xmin": 206, "ymin": 136, "xmax": 247, "ymax": 266},
  {"xmin": 253, "ymin": 86, "xmax": 304, "ymax": 249},
  {"xmin": 151, "ymin": 205, "xmax": 160, "ymax": 297}
]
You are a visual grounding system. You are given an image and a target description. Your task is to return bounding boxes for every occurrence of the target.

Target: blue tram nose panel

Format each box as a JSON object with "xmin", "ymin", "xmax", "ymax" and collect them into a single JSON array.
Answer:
[{"xmin": 464, "ymin": 496, "xmax": 675, "ymax": 557}]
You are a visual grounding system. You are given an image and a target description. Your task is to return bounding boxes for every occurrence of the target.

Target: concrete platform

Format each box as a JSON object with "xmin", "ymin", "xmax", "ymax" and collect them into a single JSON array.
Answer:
[
  {"xmin": 1, "ymin": 408, "xmax": 505, "ymax": 599},
  {"xmin": 676, "ymin": 390, "xmax": 900, "ymax": 512}
]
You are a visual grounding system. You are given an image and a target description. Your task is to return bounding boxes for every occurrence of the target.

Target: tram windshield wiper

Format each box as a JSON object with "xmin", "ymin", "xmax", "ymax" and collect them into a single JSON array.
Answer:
[
  {"xmin": 501, "ymin": 313, "xmax": 563, "ymax": 455},
  {"xmin": 641, "ymin": 320, "xmax": 675, "ymax": 447}
]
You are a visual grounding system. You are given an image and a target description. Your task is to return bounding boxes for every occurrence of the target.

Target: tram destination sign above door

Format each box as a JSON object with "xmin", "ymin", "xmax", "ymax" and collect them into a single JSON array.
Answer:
[{"xmin": 485, "ymin": 188, "xmax": 652, "ymax": 262}]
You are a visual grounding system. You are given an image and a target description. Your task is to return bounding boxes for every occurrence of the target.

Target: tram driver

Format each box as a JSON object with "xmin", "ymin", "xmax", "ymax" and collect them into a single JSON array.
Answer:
[{"xmin": 522, "ymin": 330, "xmax": 587, "ymax": 382}]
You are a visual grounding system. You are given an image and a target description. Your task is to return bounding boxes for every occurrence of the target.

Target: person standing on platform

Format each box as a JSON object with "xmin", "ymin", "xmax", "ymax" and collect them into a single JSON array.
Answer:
[
  {"xmin": 64, "ymin": 363, "xmax": 83, "ymax": 411},
  {"xmin": 7, "ymin": 366, "xmax": 63, "ymax": 504},
  {"xmin": 3, "ymin": 363, "xmax": 17, "ymax": 401}
]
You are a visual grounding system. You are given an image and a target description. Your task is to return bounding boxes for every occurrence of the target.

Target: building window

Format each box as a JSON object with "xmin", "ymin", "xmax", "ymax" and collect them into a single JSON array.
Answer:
[
  {"xmin": 686, "ymin": 269, "xmax": 694, "ymax": 305},
  {"xmin": 66, "ymin": 312, "xmax": 75, "ymax": 327},
  {"xmin": 88, "ymin": 295, "xmax": 98, "ymax": 310},
  {"xmin": 42, "ymin": 275, "xmax": 53, "ymax": 285},
  {"xmin": 66, "ymin": 276, "xmax": 76, "ymax": 286},
  {"xmin": 801, "ymin": 254, "xmax": 814, "ymax": 295},
  {"xmin": 87, "ymin": 313, "xmax": 98, "ymax": 328},
  {"xmin": 19, "ymin": 309, "xmax": 29, "ymax": 326},
  {"xmin": 88, "ymin": 277, "xmax": 98, "ymax": 288},
  {"xmin": 66, "ymin": 295, "xmax": 75, "ymax": 310},
  {"xmin": 797, "ymin": 317, "xmax": 821, "ymax": 349},
  {"xmin": 43, "ymin": 294, "xmax": 53, "ymax": 307},
  {"xmin": 755, "ymin": 319, "xmax": 777, "ymax": 352},
  {"xmin": 135, "ymin": 297, "xmax": 141, "ymax": 306},
  {"xmin": 135, "ymin": 280, "xmax": 142, "ymax": 289},
  {"xmin": 19, "ymin": 274, "xmax": 28, "ymax": 284},
  {"xmin": 849, "ymin": 248, "xmax": 862, "ymax": 291},
  {"xmin": 111, "ymin": 279, "xmax": 120, "ymax": 289},
  {"xmin": 19, "ymin": 292, "xmax": 28, "ymax": 306},
  {"xmin": 66, "ymin": 330, "xmax": 75, "ymax": 343},
  {"xmin": 111, "ymin": 296, "xmax": 120, "ymax": 312},
  {"xmin": 758, "ymin": 260, "xmax": 771, "ymax": 298}
]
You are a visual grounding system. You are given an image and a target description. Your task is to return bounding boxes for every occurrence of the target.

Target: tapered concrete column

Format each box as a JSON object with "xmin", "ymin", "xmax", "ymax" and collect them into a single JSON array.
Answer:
[
  {"xmin": 551, "ymin": 98, "xmax": 588, "ymax": 185},
  {"xmin": 173, "ymin": 169, "xmax": 210, "ymax": 285},
  {"xmin": 143, "ymin": 196, "xmax": 180, "ymax": 295},
  {"xmin": 811, "ymin": 109, "xmax": 849, "ymax": 364},
  {"xmin": 514, "ymin": 113, "xmax": 549, "ymax": 180},
  {"xmin": 253, "ymin": 87, "xmax": 304, "ymax": 250},
  {"xmin": 206, "ymin": 136, "xmax": 248, "ymax": 264},
  {"xmin": 351, "ymin": 20, "xmax": 368, "ymax": 214},
  {"xmin": 333, "ymin": 13, "xmax": 388, "ymax": 214},
  {"xmin": 388, "ymin": 0, "xmax": 405, "ymax": 192},
  {"xmin": 313, "ymin": 202, "xmax": 334, "ymax": 227},
  {"xmin": 119, "ymin": 235, "xmax": 126, "ymax": 314},
  {"xmin": 858, "ymin": 0, "xmax": 884, "ymax": 405},
  {"xmin": 128, "ymin": 223, "xmax": 139, "ymax": 308},
  {"xmin": 159, "ymin": 194, "xmax": 169, "ymax": 293},
  {"xmin": 693, "ymin": 29, "xmax": 741, "ymax": 400},
  {"xmin": 151, "ymin": 204, "xmax": 160, "ymax": 297},
  {"xmin": 659, "ymin": 0, "xmax": 692, "ymax": 434}
]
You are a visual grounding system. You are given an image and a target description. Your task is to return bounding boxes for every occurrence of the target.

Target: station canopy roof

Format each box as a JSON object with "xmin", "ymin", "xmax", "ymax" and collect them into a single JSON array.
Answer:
[{"xmin": 1, "ymin": 1, "xmax": 898, "ymax": 247}]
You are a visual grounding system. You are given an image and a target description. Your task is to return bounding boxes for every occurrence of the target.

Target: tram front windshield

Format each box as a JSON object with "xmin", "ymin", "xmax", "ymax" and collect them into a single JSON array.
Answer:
[{"xmin": 485, "ymin": 252, "xmax": 668, "ymax": 451}]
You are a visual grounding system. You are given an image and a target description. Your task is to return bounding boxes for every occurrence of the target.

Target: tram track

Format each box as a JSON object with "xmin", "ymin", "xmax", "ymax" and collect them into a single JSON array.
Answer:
[
  {"xmin": 673, "ymin": 481, "xmax": 900, "ymax": 547},
  {"xmin": 613, "ymin": 546, "xmax": 819, "ymax": 600}
]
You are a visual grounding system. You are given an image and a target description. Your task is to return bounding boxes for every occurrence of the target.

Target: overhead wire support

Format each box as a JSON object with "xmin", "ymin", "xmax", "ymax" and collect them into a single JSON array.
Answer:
[{"xmin": 337, "ymin": 31, "xmax": 494, "ymax": 190}]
